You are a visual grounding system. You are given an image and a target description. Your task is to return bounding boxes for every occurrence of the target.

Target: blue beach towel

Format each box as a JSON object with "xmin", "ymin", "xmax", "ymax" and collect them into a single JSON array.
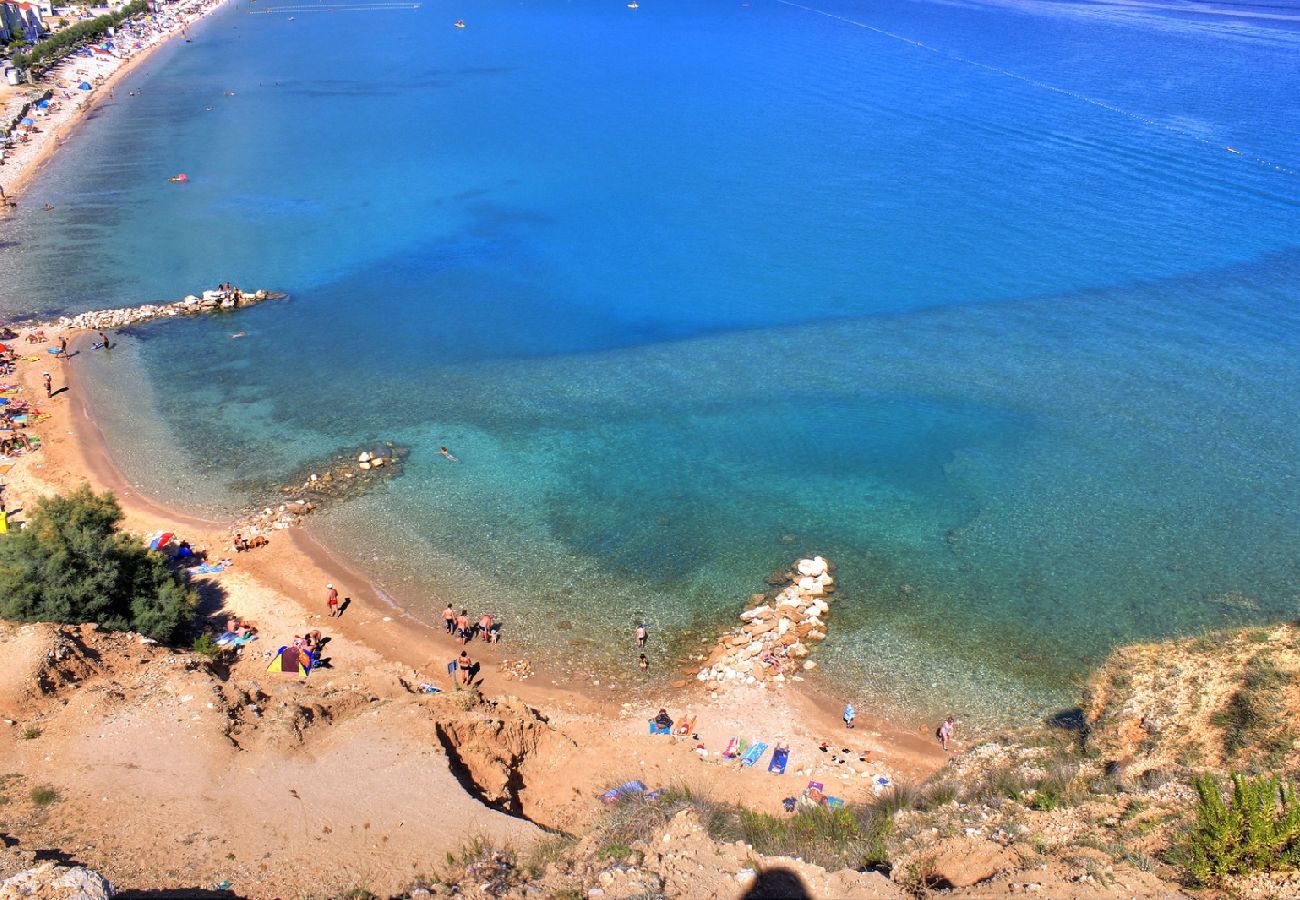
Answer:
[
  {"xmin": 741, "ymin": 742, "xmax": 769, "ymax": 768},
  {"xmin": 600, "ymin": 780, "xmax": 647, "ymax": 804},
  {"xmin": 768, "ymin": 746, "xmax": 790, "ymax": 774},
  {"xmin": 649, "ymin": 721, "xmax": 671, "ymax": 735}
]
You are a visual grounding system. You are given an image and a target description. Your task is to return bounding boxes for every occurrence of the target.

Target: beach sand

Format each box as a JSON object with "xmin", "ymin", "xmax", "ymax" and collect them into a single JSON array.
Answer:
[{"xmin": 0, "ymin": 323, "xmax": 949, "ymax": 894}]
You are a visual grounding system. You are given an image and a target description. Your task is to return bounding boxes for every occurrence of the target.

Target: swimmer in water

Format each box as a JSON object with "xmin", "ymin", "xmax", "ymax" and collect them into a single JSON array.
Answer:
[
  {"xmin": 231, "ymin": 331, "xmax": 247, "ymax": 339},
  {"xmin": 440, "ymin": 446, "xmax": 460, "ymax": 463}
]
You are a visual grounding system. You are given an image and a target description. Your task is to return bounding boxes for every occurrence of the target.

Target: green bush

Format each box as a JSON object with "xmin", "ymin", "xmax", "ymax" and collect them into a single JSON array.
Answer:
[
  {"xmin": 0, "ymin": 485, "xmax": 196, "ymax": 642},
  {"xmin": 1179, "ymin": 773, "xmax": 1300, "ymax": 883},
  {"xmin": 29, "ymin": 786, "xmax": 57, "ymax": 807},
  {"xmin": 12, "ymin": 0, "xmax": 147, "ymax": 71},
  {"xmin": 191, "ymin": 632, "xmax": 220, "ymax": 658}
]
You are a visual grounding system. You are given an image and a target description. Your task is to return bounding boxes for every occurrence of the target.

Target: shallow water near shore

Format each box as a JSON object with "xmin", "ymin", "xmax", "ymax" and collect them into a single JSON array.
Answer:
[{"xmin": 3, "ymin": 0, "xmax": 1299, "ymax": 724}]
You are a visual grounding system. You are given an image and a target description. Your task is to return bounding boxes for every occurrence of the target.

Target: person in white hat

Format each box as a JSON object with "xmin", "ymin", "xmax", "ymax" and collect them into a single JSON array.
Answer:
[{"xmin": 326, "ymin": 583, "xmax": 340, "ymax": 617}]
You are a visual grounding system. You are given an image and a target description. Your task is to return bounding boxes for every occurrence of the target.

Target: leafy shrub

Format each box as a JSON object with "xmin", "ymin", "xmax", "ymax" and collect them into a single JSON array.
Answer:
[
  {"xmin": 0, "ymin": 485, "xmax": 196, "ymax": 642},
  {"xmin": 192, "ymin": 633, "xmax": 220, "ymax": 658},
  {"xmin": 20, "ymin": 725, "xmax": 41, "ymax": 740},
  {"xmin": 29, "ymin": 786, "xmax": 57, "ymax": 807},
  {"xmin": 1178, "ymin": 773, "xmax": 1300, "ymax": 883}
]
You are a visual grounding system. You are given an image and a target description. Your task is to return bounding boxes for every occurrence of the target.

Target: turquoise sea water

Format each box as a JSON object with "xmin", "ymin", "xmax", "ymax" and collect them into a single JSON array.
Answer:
[{"xmin": 2, "ymin": 0, "xmax": 1298, "ymax": 723}]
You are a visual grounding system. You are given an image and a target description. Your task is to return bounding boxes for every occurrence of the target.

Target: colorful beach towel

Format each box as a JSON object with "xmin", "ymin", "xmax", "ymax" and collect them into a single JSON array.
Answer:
[
  {"xmin": 186, "ymin": 562, "xmax": 227, "ymax": 576},
  {"xmin": 740, "ymin": 742, "xmax": 769, "ymax": 768},
  {"xmin": 768, "ymin": 746, "xmax": 790, "ymax": 775},
  {"xmin": 649, "ymin": 721, "xmax": 671, "ymax": 735},
  {"xmin": 722, "ymin": 737, "xmax": 739, "ymax": 758}
]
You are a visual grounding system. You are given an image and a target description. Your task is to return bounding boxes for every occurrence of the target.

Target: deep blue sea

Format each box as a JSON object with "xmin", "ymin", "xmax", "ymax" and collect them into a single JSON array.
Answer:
[{"xmin": 2, "ymin": 0, "xmax": 1298, "ymax": 723}]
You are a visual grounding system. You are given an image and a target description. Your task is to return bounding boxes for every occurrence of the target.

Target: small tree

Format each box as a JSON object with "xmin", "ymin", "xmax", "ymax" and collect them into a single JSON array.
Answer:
[{"xmin": 0, "ymin": 485, "xmax": 196, "ymax": 641}]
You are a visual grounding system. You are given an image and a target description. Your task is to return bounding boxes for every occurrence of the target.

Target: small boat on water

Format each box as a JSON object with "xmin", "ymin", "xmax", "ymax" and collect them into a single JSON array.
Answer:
[
  {"xmin": 627, "ymin": 1, "xmax": 638, "ymax": 7},
  {"xmin": 454, "ymin": 18, "xmax": 465, "ymax": 27}
]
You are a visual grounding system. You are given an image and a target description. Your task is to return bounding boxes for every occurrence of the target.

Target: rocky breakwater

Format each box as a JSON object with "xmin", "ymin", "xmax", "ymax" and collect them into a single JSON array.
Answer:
[
  {"xmin": 230, "ymin": 444, "xmax": 406, "ymax": 538},
  {"xmin": 696, "ymin": 556, "xmax": 836, "ymax": 688},
  {"xmin": 46, "ymin": 288, "xmax": 285, "ymax": 331}
]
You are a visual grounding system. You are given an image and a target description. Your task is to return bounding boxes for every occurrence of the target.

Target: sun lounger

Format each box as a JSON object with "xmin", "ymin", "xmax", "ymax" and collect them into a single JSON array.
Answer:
[
  {"xmin": 600, "ymin": 780, "xmax": 647, "ymax": 804},
  {"xmin": 741, "ymin": 742, "xmax": 769, "ymax": 768},
  {"xmin": 768, "ymin": 746, "xmax": 790, "ymax": 774}
]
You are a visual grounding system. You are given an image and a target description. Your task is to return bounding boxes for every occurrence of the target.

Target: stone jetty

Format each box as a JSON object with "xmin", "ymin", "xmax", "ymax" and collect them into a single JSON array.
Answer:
[
  {"xmin": 696, "ymin": 556, "xmax": 836, "ymax": 688},
  {"xmin": 44, "ymin": 288, "xmax": 285, "ymax": 332},
  {"xmin": 230, "ymin": 444, "xmax": 405, "ymax": 540}
]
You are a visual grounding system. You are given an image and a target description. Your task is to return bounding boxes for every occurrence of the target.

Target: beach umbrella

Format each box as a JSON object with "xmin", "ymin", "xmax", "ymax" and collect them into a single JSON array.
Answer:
[
  {"xmin": 36, "ymin": 100, "xmax": 49, "ymax": 109},
  {"xmin": 147, "ymin": 531, "xmax": 174, "ymax": 551},
  {"xmin": 78, "ymin": 81, "xmax": 92, "ymax": 90}
]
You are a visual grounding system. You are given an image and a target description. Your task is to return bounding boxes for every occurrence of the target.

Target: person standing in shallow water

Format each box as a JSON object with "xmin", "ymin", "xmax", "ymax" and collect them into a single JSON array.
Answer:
[
  {"xmin": 442, "ymin": 603, "xmax": 456, "ymax": 634},
  {"xmin": 635, "ymin": 624, "xmax": 647, "ymax": 648}
]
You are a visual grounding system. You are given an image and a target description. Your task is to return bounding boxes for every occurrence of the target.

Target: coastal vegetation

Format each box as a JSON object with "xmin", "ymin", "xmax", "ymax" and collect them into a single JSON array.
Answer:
[
  {"xmin": 10, "ymin": 0, "xmax": 148, "ymax": 73},
  {"xmin": 1179, "ymin": 772, "xmax": 1300, "ymax": 883},
  {"xmin": 0, "ymin": 485, "xmax": 195, "ymax": 641}
]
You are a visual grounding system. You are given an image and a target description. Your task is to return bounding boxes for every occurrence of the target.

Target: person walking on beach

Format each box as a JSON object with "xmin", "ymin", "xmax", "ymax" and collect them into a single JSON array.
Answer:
[
  {"xmin": 97, "ymin": 331, "xmax": 109, "ymax": 349},
  {"xmin": 57, "ymin": 336, "xmax": 67, "ymax": 357},
  {"xmin": 843, "ymin": 702, "xmax": 856, "ymax": 730},
  {"xmin": 635, "ymin": 623, "xmax": 647, "ymax": 648},
  {"xmin": 456, "ymin": 609, "xmax": 471, "ymax": 644},
  {"xmin": 938, "ymin": 716, "xmax": 955, "ymax": 752},
  {"xmin": 478, "ymin": 612, "xmax": 494, "ymax": 642},
  {"xmin": 326, "ymin": 583, "xmax": 340, "ymax": 617},
  {"xmin": 456, "ymin": 649, "xmax": 474, "ymax": 688},
  {"xmin": 442, "ymin": 603, "xmax": 456, "ymax": 634},
  {"xmin": 42, "ymin": 372, "xmax": 52, "ymax": 398}
]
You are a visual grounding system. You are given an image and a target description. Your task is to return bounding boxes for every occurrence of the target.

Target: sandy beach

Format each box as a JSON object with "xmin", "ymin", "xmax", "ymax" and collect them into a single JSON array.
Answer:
[
  {"xmin": 0, "ymin": 0, "xmax": 227, "ymax": 201},
  {"xmin": 0, "ymin": 318, "xmax": 948, "ymax": 893}
]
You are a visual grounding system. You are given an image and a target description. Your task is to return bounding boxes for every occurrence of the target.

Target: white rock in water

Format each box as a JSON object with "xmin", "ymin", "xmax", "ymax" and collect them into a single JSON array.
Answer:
[
  {"xmin": 797, "ymin": 576, "xmax": 824, "ymax": 595},
  {"xmin": 797, "ymin": 557, "xmax": 827, "ymax": 577},
  {"xmin": 739, "ymin": 605, "xmax": 770, "ymax": 620}
]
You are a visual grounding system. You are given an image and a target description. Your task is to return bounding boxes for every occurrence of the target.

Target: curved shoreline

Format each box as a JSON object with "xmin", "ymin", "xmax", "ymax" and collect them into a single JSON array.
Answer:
[
  {"xmin": 9, "ymin": 325, "xmax": 948, "ymax": 785},
  {"xmin": 1, "ymin": 0, "xmax": 228, "ymax": 201}
]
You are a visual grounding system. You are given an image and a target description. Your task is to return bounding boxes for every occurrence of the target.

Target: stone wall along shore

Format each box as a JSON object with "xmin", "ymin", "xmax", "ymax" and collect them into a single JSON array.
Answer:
[
  {"xmin": 40, "ymin": 288, "xmax": 285, "ymax": 332},
  {"xmin": 695, "ymin": 556, "xmax": 836, "ymax": 688}
]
